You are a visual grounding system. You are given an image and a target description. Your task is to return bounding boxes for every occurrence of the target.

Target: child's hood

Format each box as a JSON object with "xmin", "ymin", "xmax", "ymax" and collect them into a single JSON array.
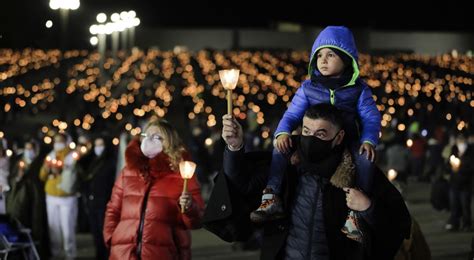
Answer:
[{"xmin": 308, "ymin": 26, "xmax": 360, "ymax": 87}]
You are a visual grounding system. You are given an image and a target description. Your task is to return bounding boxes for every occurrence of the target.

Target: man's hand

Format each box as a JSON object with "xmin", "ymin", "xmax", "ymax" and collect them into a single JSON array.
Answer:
[
  {"xmin": 343, "ymin": 188, "xmax": 371, "ymax": 211},
  {"xmin": 222, "ymin": 114, "xmax": 243, "ymax": 150},
  {"xmin": 359, "ymin": 142, "xmax": 375, "ymax": 162},
  {"xmin": 276, "ymin": 134, "xmax": 292, "ymax": 154}
]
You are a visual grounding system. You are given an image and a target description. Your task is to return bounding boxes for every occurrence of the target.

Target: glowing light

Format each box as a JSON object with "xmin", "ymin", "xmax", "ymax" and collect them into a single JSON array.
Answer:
[
  {"xmin": 44, "ymin": 136, "xmax": 52, "ymax": 144},
  {"xmin": 388, "ymin": 169, "xmax": 398, "ymax": 182},
  {"xmin": 96, "ymin": 13, "xmax": 107, "ymax": 23},
  {"xmin": 90, "ymin": 36, "xmax": 98, "ymax": 46},
  {"xmin": 45, "ymin": 20, "xmax": 53, "ymax": 28}
]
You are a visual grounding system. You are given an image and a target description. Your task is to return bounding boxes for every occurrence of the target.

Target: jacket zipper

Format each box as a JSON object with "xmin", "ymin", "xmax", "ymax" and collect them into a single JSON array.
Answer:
[
  {"xmin": 136, "ymin": 183, "xmax": 152, "ymax": 259},
  {"xmin": 329, "ymin": 89, "xmax": 335, "ymax": 105},
  {"xmin": 306, "ymin": 176, "xmax": 321, "ymax": 259}
]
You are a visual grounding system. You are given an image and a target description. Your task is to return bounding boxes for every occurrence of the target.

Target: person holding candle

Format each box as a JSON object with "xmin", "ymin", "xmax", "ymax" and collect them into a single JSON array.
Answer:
[
  {"xmin": 251, "ymin": 26, "xmax": 381, "ymax": 230},
  {"xmin": 202, "ymin": 106, "xmax": 410, "ymax": 259},
  {"xmin": 39, "ymin": 133, "xmax": 79, "ymax": 259},
  {"xmin": 104, "ymin": 119, "xmax": 204, "ymax": 260},
  {"xmin": 445, "ymin": 133, "xmax": 474, "ymax": 231},
  {"xmin": 6, "ymin": 140, "xmax": 50, "ymax": 258},
  {"xmin": 0, "ymin": 146, "xmax": 10, "ymax": 193}
]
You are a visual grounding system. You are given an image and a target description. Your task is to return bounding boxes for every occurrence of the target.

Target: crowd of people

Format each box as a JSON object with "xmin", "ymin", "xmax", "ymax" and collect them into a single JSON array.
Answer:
[{"xmin": 0, "ymin": 25, "xmax": 472, "ymax": 259}]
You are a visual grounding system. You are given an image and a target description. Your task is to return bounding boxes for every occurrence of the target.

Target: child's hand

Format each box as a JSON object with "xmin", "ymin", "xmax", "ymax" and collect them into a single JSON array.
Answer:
[
  {"xmin": 276, "ymin": 134, "xmax": 292, "ymax": 154},
  {"xmin": 359, "ymin": 143, "xmax": 375, "ymax": 162}
]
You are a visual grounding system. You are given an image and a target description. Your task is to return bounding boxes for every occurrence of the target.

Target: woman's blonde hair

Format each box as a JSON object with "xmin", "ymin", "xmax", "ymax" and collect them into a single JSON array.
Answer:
[{"xmin": 145, "ymin": 119, "xmax": 186, "ymax": 171}]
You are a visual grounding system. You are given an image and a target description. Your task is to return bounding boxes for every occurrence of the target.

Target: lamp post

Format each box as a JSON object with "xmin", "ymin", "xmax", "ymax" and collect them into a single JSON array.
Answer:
[
  {"xmin": 49, "ymin": 0, "xmax": 80, "ymax": 50},
  {"xmin": 219, "ymin": 69, "xmax": 240, "ymax": 115}
]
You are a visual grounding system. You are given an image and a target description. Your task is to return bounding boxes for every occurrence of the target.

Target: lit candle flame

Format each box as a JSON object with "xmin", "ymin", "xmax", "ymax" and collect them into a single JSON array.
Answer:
[
  {"xmin": 450, "ymin": 155, "xmax": 461, "ymax": 171},
  {"xmin": 388, "ymin": 169, "xmax": 398, "ymax": 182},
  {"xmin": 219, "ymin": 69, "xmax": 240, "ymax": 90},
  {"xmin": 179, "ymin": 160, "xmax": 197, "ymax": 213},
  {"xmin": 179, "ymin": 161, "xmax": 196, "ymax": 179}
]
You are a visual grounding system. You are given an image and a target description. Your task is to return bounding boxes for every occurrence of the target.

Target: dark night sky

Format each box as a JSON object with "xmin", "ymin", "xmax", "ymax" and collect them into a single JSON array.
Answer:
[{"xmin": 1, "ymin": 0, "xmax": 473, "ymax": 48}]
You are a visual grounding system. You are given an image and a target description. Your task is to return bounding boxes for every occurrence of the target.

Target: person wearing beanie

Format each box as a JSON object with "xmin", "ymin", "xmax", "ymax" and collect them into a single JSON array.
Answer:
[{"xmin": 250, "ymin": 26, "xmax": 381, "ymax": 243}]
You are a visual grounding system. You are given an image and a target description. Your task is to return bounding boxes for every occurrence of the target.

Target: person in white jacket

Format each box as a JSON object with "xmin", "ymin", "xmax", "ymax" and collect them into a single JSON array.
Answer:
[{"xmin": 0, "ymin": 146, "xmax": 10, "ymax": 193}]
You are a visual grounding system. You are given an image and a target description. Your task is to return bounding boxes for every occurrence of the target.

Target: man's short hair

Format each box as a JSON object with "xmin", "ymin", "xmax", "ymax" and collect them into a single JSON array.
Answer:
[{"xmin": 304, "ymin": 104, "xmax": 344, "ymax": 129}]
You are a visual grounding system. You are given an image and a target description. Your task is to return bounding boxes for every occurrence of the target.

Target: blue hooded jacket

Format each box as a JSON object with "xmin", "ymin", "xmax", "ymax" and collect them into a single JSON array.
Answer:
[{"xmin": 275, "ymin": 26, "xmax": 381, "ymax": 146}]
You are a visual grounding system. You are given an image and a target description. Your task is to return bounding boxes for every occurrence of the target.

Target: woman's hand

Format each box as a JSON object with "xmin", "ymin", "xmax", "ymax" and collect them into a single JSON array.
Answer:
[
  {"xmin": 343, "ymin": 188, "xmax": 371, "ymax": 211},
  {"xmin": 179, "ymin": 192, "xmax": 193, "ymax": 212}
]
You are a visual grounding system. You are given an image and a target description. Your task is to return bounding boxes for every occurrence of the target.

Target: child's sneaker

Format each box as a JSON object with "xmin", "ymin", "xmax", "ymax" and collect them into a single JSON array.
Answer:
[
  {"xmin": 250, "ymin": 188, "xmax": 284, "ymax": 223},
  {"xmin": 341, "ymin": 210, "xmax": 363, "ymax": 243}
]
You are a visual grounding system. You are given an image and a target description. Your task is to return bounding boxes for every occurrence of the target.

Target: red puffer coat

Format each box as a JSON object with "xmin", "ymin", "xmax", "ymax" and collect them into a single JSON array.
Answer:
[{"xmin": 103, "ymin": 139, "xmax": 204, "ymax": 260}]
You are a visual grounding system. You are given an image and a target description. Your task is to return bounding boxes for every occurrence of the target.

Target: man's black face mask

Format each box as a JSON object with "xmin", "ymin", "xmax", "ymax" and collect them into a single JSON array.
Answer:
[{"xmin": 299, "ymin": 131, "xmax": 340, "ymax": 163}]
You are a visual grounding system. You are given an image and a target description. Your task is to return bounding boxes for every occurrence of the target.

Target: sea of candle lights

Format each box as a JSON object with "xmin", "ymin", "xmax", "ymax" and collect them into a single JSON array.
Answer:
[{"xmin": 0, "ymin": 48, "xmax": 472, "ymax": 147}]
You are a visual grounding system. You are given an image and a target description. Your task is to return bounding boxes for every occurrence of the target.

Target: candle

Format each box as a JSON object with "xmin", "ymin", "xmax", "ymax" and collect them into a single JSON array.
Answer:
[
  {"xmin": 72, "ymin": 151, "xmax": 80, "ymax": 160},
  {"xmin": 387, "ymin": 169, "xmax": 398, "ymax": 182},
  {"xmin": 219, "ymin": 69, "xmax": 240, "ymax": 116},
  {"xmin": 179, "ymin": 161, "xmax": 196, "ymax": 213},
  {"xmin": 19, "ymin": 161, "xmax": 25, "ymax": 170},
  {"xmin": 450, "ymin": 155, "xmax": 461, "ymax": 172}
]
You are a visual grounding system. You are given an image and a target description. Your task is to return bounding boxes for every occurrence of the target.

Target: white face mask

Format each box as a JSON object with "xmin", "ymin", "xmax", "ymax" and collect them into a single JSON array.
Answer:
[
  {"xmin": 23, "ymin": 149, "xmax": 36, "ymax": 163},
  {"xmin": 54, "ymin": 142, "xmax": 66, "ymax": 152},
  {"xmin": 94, "ymin": 146, "xmax": 105, "ymax": 157},
  {"xmin": 140, "ymin": 137, "xmax": 163, "ymax": 158},
  {"xmin": 457, "ymin": 142, "xmax": 468, "ymax": 155}
]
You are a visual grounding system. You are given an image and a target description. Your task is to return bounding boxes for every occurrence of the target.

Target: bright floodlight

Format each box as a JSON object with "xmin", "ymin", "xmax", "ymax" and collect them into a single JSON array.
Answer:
[
  {"xmin": 89, "ymin": 24, "xmax": 98, "ymax": 34},
  {"xmin": 111, "ymin": 13, "xmax": 120, "ymax": 22},
  {"xmin": 90, "ymin": 36, "xmax": 98, "ymax": 46},
  {"xmin": 45, "ymin": 20, "xmax": 53, "ymax": 28},
  {"xmin": 49, "ymin": 0, "xmax": 60, "ymax": 10},
  {"xmin": 128, "ymin": 10, "xmax": 136, "ymax": 18},
  {"xmin": 96, "ymin": 24, "xmax": 106, "ymax": 34},
  {"xmin": 105, "ymin": 23, "xmax": 114, "ymax": 34},
  {"xmin": 96, "ymin": 13, "xmax": 107, "ymax": 23},
  {"xmin": 116, "ymin": 21, "xmax": 127, "ymax": 31},
  {"xmin": 69, "ymin": 0, "xmax": 80, "ymax": 10},
  {"xmin": 133, "ymin": 18, "xmax": 140, "ymax": 27},
  {"xmin": 120, "ymin": 11, "xmax": 128, "ymax": 20},
  {"xmin": 50, "ymin": 0, "xmax": 80, "ymax": 10}
]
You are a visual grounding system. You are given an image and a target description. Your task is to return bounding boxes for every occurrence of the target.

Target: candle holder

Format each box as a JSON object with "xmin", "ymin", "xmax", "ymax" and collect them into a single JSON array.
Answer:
[
  {"xmin": 219, "ymin": 69, "xmax": 240, "ymax": 115},
  {"xmin": 179, "ymin": 161, "xmax": 196, "ymax": 213}
]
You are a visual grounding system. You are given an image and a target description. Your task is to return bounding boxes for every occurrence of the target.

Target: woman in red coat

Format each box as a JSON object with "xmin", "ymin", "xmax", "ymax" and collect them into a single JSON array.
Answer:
[{"xmin": 104, "ymin": 119, "xmax": 204, "ymax": 260}]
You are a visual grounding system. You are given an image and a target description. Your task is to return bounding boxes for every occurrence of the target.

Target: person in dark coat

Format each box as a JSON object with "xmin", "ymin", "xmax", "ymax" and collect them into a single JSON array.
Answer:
[
  {"xmin": 79, "ymin": 135, "xmax": 117, "ymax": 260},
  {"xmin": 203, "ymin": 104, "xmax": 411, "ymax": 260},
  {"xmin": 6, "ymin": 141, "xmax": 50, "ymax": 259},
  {"xmin": 445, "ymin": 133, "xmax": 474, "ymax": 231}
]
